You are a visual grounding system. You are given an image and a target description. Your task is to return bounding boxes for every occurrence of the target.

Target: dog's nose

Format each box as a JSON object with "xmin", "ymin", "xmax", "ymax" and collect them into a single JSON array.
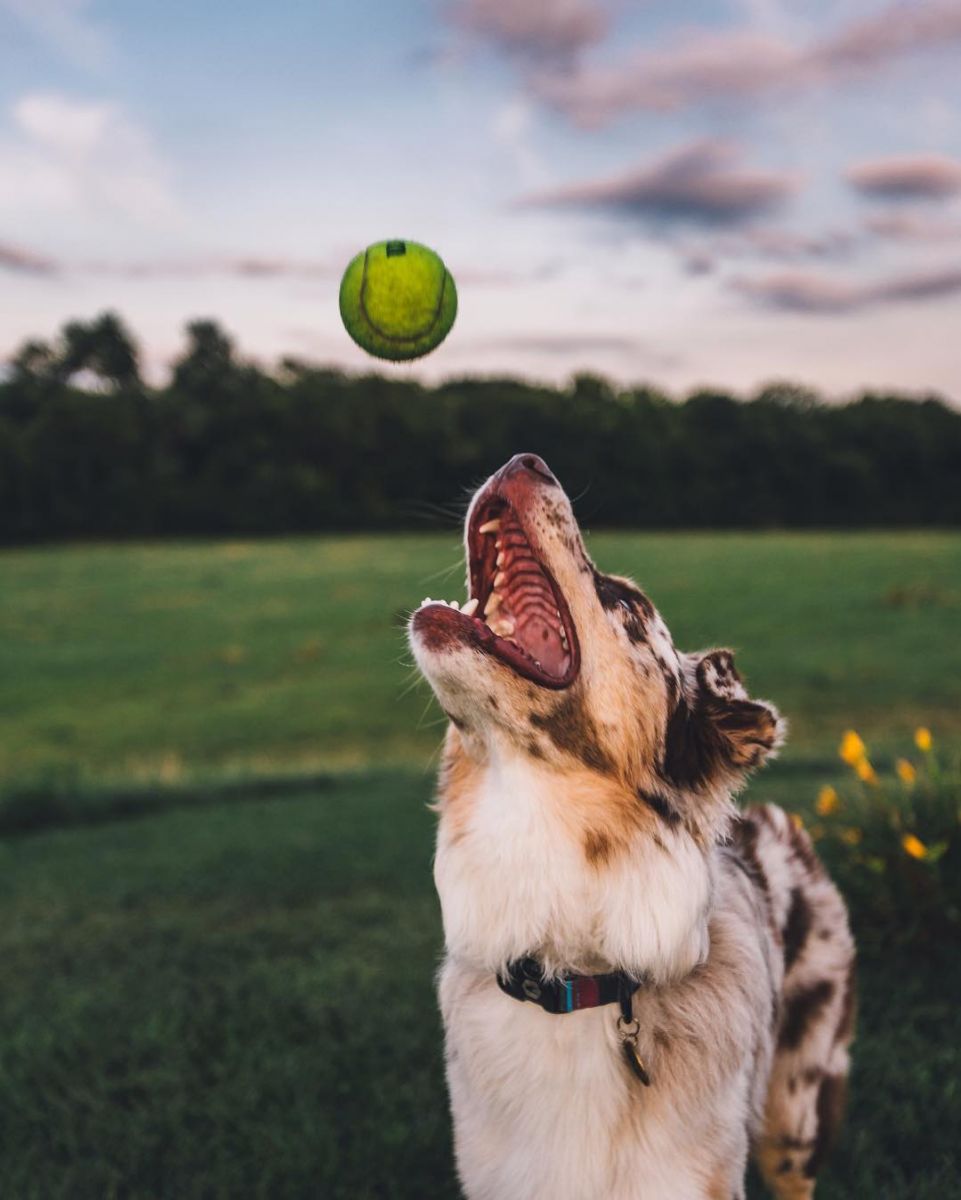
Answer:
[{"xmin": 500, "ymin": 453, "xmax": 557, "ymax": 486}]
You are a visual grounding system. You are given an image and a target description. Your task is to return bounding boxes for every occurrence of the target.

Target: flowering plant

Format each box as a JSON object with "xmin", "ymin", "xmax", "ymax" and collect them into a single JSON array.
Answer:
[{"xmin": 805, "ymin": 729, "xmax": 959, "ymax": 942}]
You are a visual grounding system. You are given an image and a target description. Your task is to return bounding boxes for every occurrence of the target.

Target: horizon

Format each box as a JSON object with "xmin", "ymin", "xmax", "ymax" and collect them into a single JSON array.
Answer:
[
  {"xmin": 2, "ymin": 0, "xmax": 961, "ymax": 402},
  {"xmin": 4, "ymin": 306, "xmax": 959, "ymax": 410}
]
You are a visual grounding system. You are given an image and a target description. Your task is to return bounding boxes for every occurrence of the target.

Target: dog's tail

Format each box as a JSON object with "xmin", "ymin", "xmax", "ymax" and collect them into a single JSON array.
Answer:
[{"xmin": 733, "ymin": 804, "xmax": 856, "ymax": 1200}]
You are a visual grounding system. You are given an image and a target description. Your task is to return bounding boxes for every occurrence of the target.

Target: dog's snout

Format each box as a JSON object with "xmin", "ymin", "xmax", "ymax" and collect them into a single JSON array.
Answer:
[{"xmin": 501, "ymin": 453, "xmax": 557, "ymax": 486}]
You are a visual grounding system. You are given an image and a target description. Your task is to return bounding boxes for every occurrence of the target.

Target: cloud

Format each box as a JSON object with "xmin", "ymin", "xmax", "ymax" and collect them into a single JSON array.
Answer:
[
  {"xmin": 0, "ymin": 243, "xmax": 340, "ymax": 280},
  {"xmin": 683, "ymin": 251, "xmax": 715, "ymax": 276},
  {"xmin": 174, "ymin": 256, "xmax": 336, "ymax": 280},
  {"xmin": 817, "ymin": 0, "xmax": 961, "ymax": 72},
  {"xmin": 453, "ymin": 262, "xmax": 562, "ymax": 286},
  {"xmin": 707, "ymin": 226, "xmax": 857, "ymax": 261},
  {"xmin": 519, "ymin": 139, "xmax": 799, "ymax": 226},
  {"xmin": 0, "ymin": 93, "xmax": 180, "ymax": 227},
  {"xmin": 677, "ymin": 224, "xmax": 858, "ymax": 275},
  {"xmin": 535, "ymin": 31, "xmax": 794, "ymax": 123},
  {"xmin": 0, "ymin": 240, "xmax": 58, "ymax": 275},
  {"xmin": 865, "ymin": 210, "xmax": 961, "ymax": 241},
  {"xmin": 0, "ymin": 0, "xmax": 112, "ymax": 71},
  {"xmin": 449, "ymin": 0, "xmax": 608, "ymax": 61},
  {"xmin": 1, "ymin": 241, "xmax": 561, "ymax": 290},
  {"xmin": 458, "ymin": 332, "xmax": 684, "ymax": 371},
  {"xmin": 473, "ymin": 333, "xmax": 641, "ymax": 355},
  {"xmin": 846, "ymin": 153, "xmax": 961, "ymax": 199},
  {"xmin": 533, "ymin": 0, "xmax": 961, "ymax": 125},
  {"xmin": 735, "ymin": 264, "xmax": 961, "ymax": 313}
]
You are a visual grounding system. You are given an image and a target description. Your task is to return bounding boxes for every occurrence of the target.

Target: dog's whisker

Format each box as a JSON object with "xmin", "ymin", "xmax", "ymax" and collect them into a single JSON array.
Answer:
[{"xmin": 420, "ymin": 559, "xmax": 465, "ymax": 586}]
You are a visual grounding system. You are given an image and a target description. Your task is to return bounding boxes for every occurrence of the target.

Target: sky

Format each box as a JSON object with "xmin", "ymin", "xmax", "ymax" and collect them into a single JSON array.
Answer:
[{"xmin": 1, "ymin": 0, "xmax": 960, "ymax": 400}]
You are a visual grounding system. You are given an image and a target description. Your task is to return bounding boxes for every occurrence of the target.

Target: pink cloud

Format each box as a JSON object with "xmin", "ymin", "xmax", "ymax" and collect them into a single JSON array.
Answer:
[
  {"xmin": 520, "ymin": 139, "xmax": 799, "ymax": 226},
  {"xmin": 735, "ymin": 264, "xmax": 961, "ymax": 313},
  {"xmin": 0, "ymin": 244, "xmax": 339, "ymax": 280},
  {"xmin": 535, "ymin": 31, "xmax": 796, "ymax": 123},
  {"xmin": 818, "ymin": 0, "xmax": 961, "ymax": 71},
  {"xmin": 533, "ymin": 0, "xmax": 961, "ymax": 125},
  {"xmin": 0, "ymin": 240, "xmax": 59, "ymax": 275},
  {"xmin": 450, "ymin": 0, "xmax": 607, "ymax": 61},
  {"xmin": 865, "ymin": 210, "xmax": 961, "ymax": 240},
  {"xmin": 846, "ymin": 154, "xmax": 961, "ymax": 199},
  {"xmin": 707, "ymin": 226, "xmax": 857, "ymax": 261}
]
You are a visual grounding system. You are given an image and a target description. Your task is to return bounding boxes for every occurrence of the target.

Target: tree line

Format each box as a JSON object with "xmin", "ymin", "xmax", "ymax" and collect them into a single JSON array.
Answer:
[{"xmin": 1, "ymin": 312, "xmax": 959, "ymax": 541}]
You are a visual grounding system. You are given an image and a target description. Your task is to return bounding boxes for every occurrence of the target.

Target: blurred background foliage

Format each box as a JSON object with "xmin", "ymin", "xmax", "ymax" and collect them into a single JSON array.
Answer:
[{"xmin": 2, "ymin": 311, "xmax": 960, "ymax": 542}]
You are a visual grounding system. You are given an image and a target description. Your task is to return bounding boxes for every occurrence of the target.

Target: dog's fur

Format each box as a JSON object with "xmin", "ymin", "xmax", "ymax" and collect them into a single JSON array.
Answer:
[{"xmin": 409, "ymin": 456, "xmax": 855, "ymax": 1200}]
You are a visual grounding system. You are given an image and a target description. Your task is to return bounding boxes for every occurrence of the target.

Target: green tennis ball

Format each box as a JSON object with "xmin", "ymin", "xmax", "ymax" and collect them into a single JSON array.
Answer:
[{"xmin": 339, "ymin": 239, "xmax": 457, "ymax": 362}]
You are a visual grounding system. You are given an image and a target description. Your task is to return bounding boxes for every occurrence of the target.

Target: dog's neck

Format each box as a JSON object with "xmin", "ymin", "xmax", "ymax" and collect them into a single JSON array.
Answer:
[{"xmin": 434, "ymin": 741, "xmax": 715, "ymax": 985}]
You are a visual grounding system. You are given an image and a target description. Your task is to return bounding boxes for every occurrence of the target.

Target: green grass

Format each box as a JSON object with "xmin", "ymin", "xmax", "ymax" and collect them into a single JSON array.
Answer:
[
  {"xmin": 0, "ymin": 772, "xmax": 958, "ymax": 1199},
  {"xmin": 2, "ymin": 532, "xmax": 960, "ymax": 790},
  {"xmin": 1, "ymin": 532, "xmax": 960, "ymax": 1197}
]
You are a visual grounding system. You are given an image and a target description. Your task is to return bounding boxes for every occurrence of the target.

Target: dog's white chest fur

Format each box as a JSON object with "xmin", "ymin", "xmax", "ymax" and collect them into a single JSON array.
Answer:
[
  {"xmin": 434, "ymin": 753, "xmax": 711, "ymax": 982},
  {"xmin": 439, "ymin": 962, "xmax": 726, "ymax": 1200},
  {"xmin": 433, "ymin": 754, "xmax": 740, "ymax": 1200}
]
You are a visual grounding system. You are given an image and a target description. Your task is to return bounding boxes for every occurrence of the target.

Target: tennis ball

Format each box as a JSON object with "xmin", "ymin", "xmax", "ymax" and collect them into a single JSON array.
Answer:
[{"xmin": 339, "ymin": 239, "xmax": 457, "ymax": 362}]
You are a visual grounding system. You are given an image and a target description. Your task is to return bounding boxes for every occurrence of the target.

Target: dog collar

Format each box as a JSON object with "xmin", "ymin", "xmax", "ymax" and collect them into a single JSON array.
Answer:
[
  {"xmin": 496, "ymin": 956, "xmax": 643, "ymax": 1017},
  {"xmin": 496, "ymin": 957, "xmax": 653, "ymax": 1086},
  {"xmin": 494, "ymin": 955, "xmax": 652, "ymax": 1089}
]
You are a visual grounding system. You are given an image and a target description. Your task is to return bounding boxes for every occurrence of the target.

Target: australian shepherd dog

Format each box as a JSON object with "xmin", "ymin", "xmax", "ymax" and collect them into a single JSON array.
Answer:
[{"xmin": 409, "ymin": 454, "xmax": 855, "ymax": 1200}]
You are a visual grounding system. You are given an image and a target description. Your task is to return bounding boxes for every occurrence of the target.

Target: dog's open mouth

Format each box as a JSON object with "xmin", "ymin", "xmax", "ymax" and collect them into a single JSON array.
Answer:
[{"xmin": 413, "ymin": 493, "xmax": 580, "ymax": 689}]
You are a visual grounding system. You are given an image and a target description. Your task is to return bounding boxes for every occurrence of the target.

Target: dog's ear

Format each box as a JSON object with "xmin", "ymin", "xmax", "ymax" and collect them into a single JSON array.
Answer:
[{"xmin": 662, "ymin": 649, "xmax": 784, "ymax": 792}]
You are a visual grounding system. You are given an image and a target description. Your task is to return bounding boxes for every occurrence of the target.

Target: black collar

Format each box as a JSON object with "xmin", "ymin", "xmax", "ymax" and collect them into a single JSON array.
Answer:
[
  {"xmin": 495, "ymin": 957, "xmax": 653, "ymax": 1086},
  {"xmin": 496, "ymin": 957, "xmax": 642, "ymax": 1019}
]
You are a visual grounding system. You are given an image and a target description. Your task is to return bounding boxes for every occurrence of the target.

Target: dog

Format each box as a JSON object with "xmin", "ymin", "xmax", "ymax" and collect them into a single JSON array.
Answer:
[{"xmin": 409, "ymin": 453, "xmax": 855, "ymax": 1200}]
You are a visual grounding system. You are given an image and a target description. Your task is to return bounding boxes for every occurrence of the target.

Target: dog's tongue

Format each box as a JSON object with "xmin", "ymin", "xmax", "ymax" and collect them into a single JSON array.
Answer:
[{"xmin": 514, "ymin": 612, "xmax": 569, "ymax": 676}]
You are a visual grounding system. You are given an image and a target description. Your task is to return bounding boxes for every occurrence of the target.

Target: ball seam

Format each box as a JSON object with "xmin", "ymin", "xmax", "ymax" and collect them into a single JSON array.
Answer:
[{"xmin": 357, "ymin": 248, "xmax": 447, "ymax": 344}]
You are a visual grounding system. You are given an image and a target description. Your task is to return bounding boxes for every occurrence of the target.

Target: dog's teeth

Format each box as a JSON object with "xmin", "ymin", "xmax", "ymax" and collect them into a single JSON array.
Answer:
[
  {"xmin": 494, "ymin": 571, "xmax": 506, "ymax": 588},
  {"xmin": 461, "ymin": 597, "xmax": 478, "ymax": 617},
  {"xmin": 422, "ymin": 596, "xmax": 433, "ymax": 606},
  {"xmin": 478, "ymin": 519, "xmax": 501, "ymax": 534},
  {"xmin": 490, "ymin": 618, "xmax": 515, "ymax": 637},
  {"xmin": 485, "ymin": 591, "xmax": 502, "ymax": 615}
]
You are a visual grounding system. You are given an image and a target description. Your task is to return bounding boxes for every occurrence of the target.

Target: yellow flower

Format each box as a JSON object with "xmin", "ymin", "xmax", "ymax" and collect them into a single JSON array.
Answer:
[
  {"xmin": 902, "ymin": 833, "xmax": 927, "ymax": 860},
  {"xmin": 854, "ymin": 757, "xmax": 878, "ymax": 786},
  {"xmin": 914, "ymin": 727, "xmax": 933, "ymax": 752},
  {"xmin": 840, "ymin": 827, "xmax": 862, "ymax": 846},
  {"xmin": 839, "ymin": 730, "xmax": 866, "ymax": 766},
  {"xmin": 895, "ymin": 758, "xmax": 916, "ymax": 785},
  {"xmin": 790, "ymin": 812, "xmax": 805, "ymax": 831},
  {"xmin": 816, "ymin": 785, "xmax": 840, "ymax": 816}
]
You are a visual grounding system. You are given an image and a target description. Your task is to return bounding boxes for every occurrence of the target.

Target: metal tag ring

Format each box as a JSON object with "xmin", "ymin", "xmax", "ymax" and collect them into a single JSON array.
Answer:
[{"xmin": 617, "ymin": 1016, "xmax": 640, "ymax": 1039}]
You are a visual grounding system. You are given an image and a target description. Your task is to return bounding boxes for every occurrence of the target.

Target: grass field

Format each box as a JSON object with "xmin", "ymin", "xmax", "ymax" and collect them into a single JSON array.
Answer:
[
  {"xmin": 2, "ymin": 532, "xmax": 960, "ymax": 1198},
  {"xmin": 3, "ymin": 531, "xmax": 961, "ymax": 788}
]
